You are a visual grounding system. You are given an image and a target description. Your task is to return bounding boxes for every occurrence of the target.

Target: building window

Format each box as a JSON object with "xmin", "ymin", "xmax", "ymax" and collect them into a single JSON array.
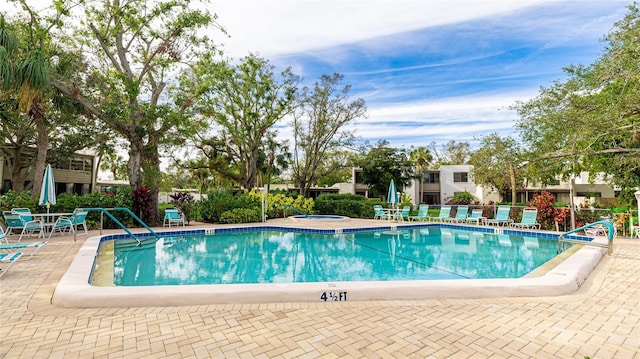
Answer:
[
  {"xmin": 453, "ymin": 172, "xmax": 468, "ymax": 183},
  {"xmin": 423, "ymin": 172, "xmax": 440, "ymax": 183}
]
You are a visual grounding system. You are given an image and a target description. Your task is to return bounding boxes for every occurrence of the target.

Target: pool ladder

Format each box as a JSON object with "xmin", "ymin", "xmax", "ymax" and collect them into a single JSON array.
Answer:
[
  {"xmin": 282, "ymin": 205, "xmax": 307, "ymax": 216},
  {"xmin": 84, "ymin": 207, "xmax": 161, "ymax": 246},
  {"xmin": 558, "ymin": 220, "xmax": 615, "ymax": 255}
]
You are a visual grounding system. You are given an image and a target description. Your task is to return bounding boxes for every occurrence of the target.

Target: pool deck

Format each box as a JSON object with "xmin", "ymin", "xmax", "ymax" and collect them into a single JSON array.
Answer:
[{"xmin": 2, "ymin": 218, "xmax": 639, "ymax": 358}]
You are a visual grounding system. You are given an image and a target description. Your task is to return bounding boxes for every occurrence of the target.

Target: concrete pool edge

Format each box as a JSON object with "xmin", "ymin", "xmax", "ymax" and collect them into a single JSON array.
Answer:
[{"xmin": 52, "ymin": 229, "xmax": 608, "ymax": 308}]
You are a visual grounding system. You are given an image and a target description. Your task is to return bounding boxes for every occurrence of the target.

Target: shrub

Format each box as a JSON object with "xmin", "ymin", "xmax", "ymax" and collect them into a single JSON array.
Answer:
[
  {"xmin": 528, "ymin": 191, "xmax": 558, "ymax": 230},
  {"xmin": 245, "ymin": 189, "xmax": 314, "ymax": 219},
  {"xmin": 314, "ymin": 193, "xmax": 382, "ymax": 218},
  {"xmin": 169, "ymin": 192, "xmax": 195, "ymax": 224},
  {"xmin": 200, "ymin": 190, "xmax": 260, "ymax": 222},
  {"xmin": 219, "ymin": 208, "xmax": 261, "ymax": 224}
]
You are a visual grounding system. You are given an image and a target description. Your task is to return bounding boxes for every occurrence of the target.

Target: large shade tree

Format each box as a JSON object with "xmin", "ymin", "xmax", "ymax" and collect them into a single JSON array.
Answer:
[
  {"xmin": 292, "ymin": 73, "xmax": 366, "ymax": 197},
  {"xmin": 358, "ymin": 140, "xmax": 416, "ymax": 198},
  {"xmin": 192, "ymin": 54, "xmax": 298, "ymax": 189},
  {"xmin": 51, "ymin": 0, "xmax": 219, "ymax": 224},
  {"xmin": 515, "ymin": 3, "xmax": 640, "ymax": 189},
  {"xmin": 468, "ymin": 133, "xmax": 525, "ymax": 205}
]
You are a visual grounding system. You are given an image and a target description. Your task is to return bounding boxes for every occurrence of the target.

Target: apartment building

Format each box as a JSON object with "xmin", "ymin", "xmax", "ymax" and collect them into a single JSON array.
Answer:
[{"xmin": 352, "ymin": 165, "xmax": 618, "ymax": 206}]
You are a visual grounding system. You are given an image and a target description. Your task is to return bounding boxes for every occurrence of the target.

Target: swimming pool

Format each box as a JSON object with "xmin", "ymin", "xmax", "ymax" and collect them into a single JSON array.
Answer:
[
  {"xmin": 53, "ymin": 223, "xmax": 608, "ymax": 307},
  {"xmin": 110, "ymin": 227, "xmax": 558, "ymax": 286}
]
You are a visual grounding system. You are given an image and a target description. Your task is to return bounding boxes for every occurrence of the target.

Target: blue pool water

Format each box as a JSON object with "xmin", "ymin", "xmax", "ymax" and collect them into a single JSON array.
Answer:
[{"xmin": 109, "ymin": 226, "xmax": 561, "ymax": 286}]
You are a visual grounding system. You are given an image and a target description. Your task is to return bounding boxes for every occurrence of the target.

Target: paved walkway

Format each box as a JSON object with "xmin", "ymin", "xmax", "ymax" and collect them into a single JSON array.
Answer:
[{"xmin": 1, "ymin": 220, "xmax": 639, "ymax": 358}]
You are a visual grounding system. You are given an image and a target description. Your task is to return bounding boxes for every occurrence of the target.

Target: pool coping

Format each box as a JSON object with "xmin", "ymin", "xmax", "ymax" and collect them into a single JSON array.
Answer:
[{"xmin": 52, "ymin": 224, "xmax": 608, "ymax": 308}]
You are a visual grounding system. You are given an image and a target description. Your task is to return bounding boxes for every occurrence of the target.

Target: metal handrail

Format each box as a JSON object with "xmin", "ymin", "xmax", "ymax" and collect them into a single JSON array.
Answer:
[
  {"xmin": 558, "ymin": 220, "xmax": 615, "ymax": 255},
  {"xmin": 82, "ymin": 207, "xmax": 160, "ymax": 246},
  {"xmin": 282, "ymin": 205, "xmax": 307, "ymax": 216}
]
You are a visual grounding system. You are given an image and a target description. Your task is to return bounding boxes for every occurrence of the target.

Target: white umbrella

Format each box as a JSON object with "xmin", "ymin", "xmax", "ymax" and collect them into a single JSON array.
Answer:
[
  {"xmin": 39, "ymin": 164, "xmax": 56, "ymax": 213},
  {"xmin": 387, "ymin": 179, "xmax": 399, "ymax": 209}
]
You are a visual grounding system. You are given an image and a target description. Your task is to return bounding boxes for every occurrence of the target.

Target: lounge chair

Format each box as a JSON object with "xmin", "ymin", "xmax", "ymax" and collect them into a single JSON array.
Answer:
[
  {"xmin": 510, "ymin": 208, "xmax": 541, "ymax": 229},
  {"xmin": 465, "ymin": 209, "xmax": 484, "ymax": 225},
  {"xmin": 0, "ymin": 227, "xmax": 47, "ymax": 259},
  {"xmin": 49, "ymin": 210, "xmax": 89, "ymax": 238},
  {"xmin": 428, "ymin": 206, "xmax": 451, "ymax": 222},
  {"xmin": 484, "ymin": 206, "xmax": 513, "ymax": 227},
  {"xmin": 163, "ymin": 208, "xmax": 185, "ymax": 227},
  {"xmin": 409, "ymin": 204, "xmax": 429, "ymax": 221},
  {"xmin": 0, "ymin": 251, "xmax": 23, "ymax": 278},
  {"xmin": 443, "ymin": 205, "xmax": 468, "ymax": 223},
  {"xmin": 394, "ymin": 206, "xmax": 410, "ymax": 222},
  {"xmin": 2, "ymin": 212, "xmax": 44, "ymax": 242},
  {"xmin": 373, "ymin": 205, "xmax": 389, "ymax": 220}
]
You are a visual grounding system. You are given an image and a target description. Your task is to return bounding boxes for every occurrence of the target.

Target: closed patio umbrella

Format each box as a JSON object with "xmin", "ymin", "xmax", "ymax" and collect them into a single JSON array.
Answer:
[
  {"xmin": 387, "ymin": 179, "xmax": 399, "ymax": 209},
  {"xmin": 39, "ymin": 164, "xmax": 56, "ymax": 213}
]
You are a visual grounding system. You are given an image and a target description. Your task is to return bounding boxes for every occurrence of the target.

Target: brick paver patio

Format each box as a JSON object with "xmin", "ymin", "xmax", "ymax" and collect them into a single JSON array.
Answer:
[{"xmin": 1, "ymin": 220, "xmax": 638, "ymax": 358}]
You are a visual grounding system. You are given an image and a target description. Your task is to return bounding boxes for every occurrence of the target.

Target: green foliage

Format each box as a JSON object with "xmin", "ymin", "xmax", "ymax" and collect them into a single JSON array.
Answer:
[
  {"xmin": 527, "ymin": 191, "xmax": 559, "ymax": 230},
  {"xmin": 514, "ymin": 3, "xmax": 640, "ymax": 190},
  {"xmin": 292, "ymin": 73, "xmax": 367, "ymax": 197},
  {"xmin": 446, "ymin": 192, "xmax": 476, "ymax": 205},
  {"xmin": 0, "ymin": 191, "xmax": 134, "ymax": 229},
  {"xmin": 400, "ymin": 193, "xmax": 413, "ymax": 208},
  {"xmin": 193, "ymin": 54, "xmax": 298, "ymax": 189},
  {"xmin": 469, "ymin": 134, "xmax": 524, "ymax": 201},
  {"xmin": 219, "ymin": 208, "xmax": 262, "ymax": 224},
  {"xmin": 358, "ymin": 140, "xmax": 416, "ymax": 197},
  {"xmin": 314, "ymin": 193, "xmax": 382, "ymax": 218},
  {"xmin": 246, "ymin": 189, "xmax": 314, "ymax": 219},
  {"xmin": 200, "ymin": 190, "xmax": 260, "ymax": 223},
  {"xmin": 0, "ymin": 190, "xmax": 37, "ymax": 212}
]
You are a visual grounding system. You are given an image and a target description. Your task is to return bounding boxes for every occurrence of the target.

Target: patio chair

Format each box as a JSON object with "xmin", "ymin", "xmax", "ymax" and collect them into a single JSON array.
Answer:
[
  {"xmin": 484, "ymin": 205, "xmax": 513, "ymax": 227},
  {"xmin": 49, "ymin": 210, "xmax": 89, "ymax": 238},
  {"xmin": 373, "ymin": 205, "xmax": 388, "ymax": 220},
  {"xmin": 443, "ymin": 205, "xmax": 469, "ymax": 223},
  {"xmin": 428, "ymin": 206, "xmax": 451, "ymax": 222},
  {"xmin": 394, "ymin": 206, "xmax": 411, "ymax": 222},
  {"xmin": 163, "ymin": 208, "xmax": 185, "ymax": 227},
  {"xmin": 465, "ymin": 208, "xmax": 484, "ymax": 225},
  {"xmin": 409, "ymin": 204, "xmax": 429, "ymax": 221},
  {"xmin": 2, "ymin": 212, "xmax": 44, "ymax": 242},
  {"xmin": 0, "ymin": 251, "xmax": 23, "ymax": 278},
  {"xmin": 509, "ymin": 208, "xmax": 541, "ymax": 229},
  {"xmin": 0, "ymin": 227, "xmax": 47, "ymax": 259}
]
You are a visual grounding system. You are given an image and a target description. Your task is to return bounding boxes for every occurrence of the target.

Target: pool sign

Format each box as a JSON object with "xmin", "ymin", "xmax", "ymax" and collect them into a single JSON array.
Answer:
[{"xmin": 320, "ymin": 291, "xmax": 348, "ymax": 301}]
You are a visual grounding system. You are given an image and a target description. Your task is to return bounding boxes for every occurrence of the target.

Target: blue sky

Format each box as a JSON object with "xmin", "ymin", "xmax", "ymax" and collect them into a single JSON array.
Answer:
[{"xmin": 214, "ymin": 0, "xmax": 634, "ymax": 149}]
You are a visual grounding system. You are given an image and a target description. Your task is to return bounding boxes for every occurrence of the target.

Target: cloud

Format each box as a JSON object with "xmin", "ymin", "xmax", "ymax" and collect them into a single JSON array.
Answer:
[{"xmin": 213, "ymin": 0, "xmax": 551, "ymax": 57}]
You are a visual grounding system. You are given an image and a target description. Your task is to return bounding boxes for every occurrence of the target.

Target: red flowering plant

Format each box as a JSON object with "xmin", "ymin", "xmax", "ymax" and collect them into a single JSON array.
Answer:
[
  {"xmin": 169, "ymin": 192, "xmax": 195, "ymax": 224},
  {"xmin": 528, "ymin": 190, "xmax": 558, "ymax": 230},
  {"xmin": 131, "ymin": 185, "xmax": 151, "ymax": 219}
]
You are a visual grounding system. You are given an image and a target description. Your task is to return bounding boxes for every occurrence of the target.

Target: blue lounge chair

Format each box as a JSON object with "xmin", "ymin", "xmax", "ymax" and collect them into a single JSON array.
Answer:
[
  {"xmin": 409, "ymin": 204, "xmax": 429, "ymax": 221},
  {"xmin": 485, "ymin": 206, "xmax": 513, "ymax": 227},
  {"xmin": 0, "ymin": 251, "xmax": 23, "ymax": 278},
  {"xmin": 49, "ymin": 210, "xmax": 89, "ymax": 238},
  {"xmin": 0, "ymin": 227, "xmax": 47, "ymax": 259},
  {"xmin": 428, "ymin": 206, "xmax": 451, "ymax": 222},
  {"xmin": 394, "ymin": 206, "xmax": 411, "ymax": 222},
  {"xmin": 2, "ymin": 212, "xmax": 44, "ymax": 242},
  {"xmin": 443, "ymin": 205, "xmax": 469, "ymax": 223},
  {"xmin": 510, "ymin": 208, "xmax": 540, "ymax": 229},
  {"xmin": 163, "ymin": 208, "xmax": 185, "ymax": 227},
  {"xmin": 465, "ymin": 208, "xmax": 484, "ymax": 225},
  {"xmin": 373, "ymin": 205, "xmax": 389, "ymax": 220}
]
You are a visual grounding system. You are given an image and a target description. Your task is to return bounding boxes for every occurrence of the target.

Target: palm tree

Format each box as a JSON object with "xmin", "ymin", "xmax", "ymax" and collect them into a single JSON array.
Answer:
[
  {"xmin": 0, "ymin": 15, "xmax": 51, "ymax": 198},
  {"xmin": 409, "ymin": 146, "xmax": 433, "ymax": 204}
]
